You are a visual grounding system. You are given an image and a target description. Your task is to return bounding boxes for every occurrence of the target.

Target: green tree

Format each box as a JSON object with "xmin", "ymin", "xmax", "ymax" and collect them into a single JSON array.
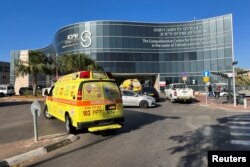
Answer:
[
  {"xmin": 235, "ymin": 68, "xmax": 250, "ymax": 86},
  {"xmin": 57, "ymin": 54, "xmax": 103, "ymax": 74},
  {"xmin": 15, "ymin": 50, "xmax": 54, "ymax": 96}
]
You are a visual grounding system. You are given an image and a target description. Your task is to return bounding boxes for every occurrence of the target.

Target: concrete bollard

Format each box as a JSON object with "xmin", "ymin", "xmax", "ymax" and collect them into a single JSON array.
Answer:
[{"xmin": 244, "ymin": 99, "xmax": 247, "ymax": 109}]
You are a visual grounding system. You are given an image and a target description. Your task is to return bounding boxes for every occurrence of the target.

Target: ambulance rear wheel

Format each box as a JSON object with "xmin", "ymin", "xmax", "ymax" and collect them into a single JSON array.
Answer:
[
  {"xmin": 43, "ymin": 105, "xmax": 54, "ymax": 119},
  {"xmin": 65, "ymin": 114, "xmax": 76, "ymax": 134}
]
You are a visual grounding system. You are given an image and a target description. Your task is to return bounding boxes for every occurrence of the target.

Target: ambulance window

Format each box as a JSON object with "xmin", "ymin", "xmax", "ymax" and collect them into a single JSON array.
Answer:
[
  {"xmin": 103, "ymin": 82, "xmax": 120, "ymax": 99},
  {"xmin": 83, "ymin": 82, "xmax": 103, "ymax": 100},
  {"xmin": 92, "ymin": 71, "xmax": 107, "ymax": 79}
]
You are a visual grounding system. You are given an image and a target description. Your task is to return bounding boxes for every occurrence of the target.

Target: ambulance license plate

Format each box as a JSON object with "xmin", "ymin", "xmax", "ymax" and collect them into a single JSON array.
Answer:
[{"xmin": 106, "ymin": 104, "xmax": 116, "ymax": 110}]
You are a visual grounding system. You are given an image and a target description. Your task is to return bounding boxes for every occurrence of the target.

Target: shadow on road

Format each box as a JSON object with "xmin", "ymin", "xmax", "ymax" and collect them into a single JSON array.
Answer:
[
  {"xmin": 191, "ymin": 98, "xmax": 201, "ymax": 104},
  {"xmin": 123, "ymin": 103, "xmax": 162, "ymax": 109},
  {"xmin": 29, "ymin": 109, "xmax": 180, "ymax": 166},
  {"xmin": 159, "ymin": 97, "xmax": 166, "ymax": 102},
  {"xmin": 164, "ymin": 98, "xmax": 200, "ymax": 104},
  {"xmin": 0, "ymin": 101, "xmax": 33, "ymax": 107},
  {"xmin": 119, "ymin": 109, "xmax": 179, "ymax": 134},
  {"xmin": 167, "ymin": 114, "xmax": 250, "ymax": 167}
]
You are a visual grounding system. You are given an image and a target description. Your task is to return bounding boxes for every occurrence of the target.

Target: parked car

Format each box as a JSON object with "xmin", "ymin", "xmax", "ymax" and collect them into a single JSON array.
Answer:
[
  {"xmin": 0, "ymin": 84, "xmax": 15, "ymax": 96},
  {"xmin": 122, "ymin": 90, "xmax": 156, "ymax": 108},
  {"xmin": 165, "ymin": 83, "xmax": 195, "ymax": 103},
  {"xmin": 138, "ymin": 87, "xmax": 160, "ymax": 102},
  {"xmin": 19, "ymin": 87, "xmax": 33, "ymax": 95},
  {"xmin": 0, "ymin": 92, "xmax": 5, "ymax": 97}
]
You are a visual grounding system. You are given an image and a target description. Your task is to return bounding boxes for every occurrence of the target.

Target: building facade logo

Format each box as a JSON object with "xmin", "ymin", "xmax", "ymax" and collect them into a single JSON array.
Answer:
[{"xmin": 81, "ymin": 31, "xmax": 92, "ymax": 48}]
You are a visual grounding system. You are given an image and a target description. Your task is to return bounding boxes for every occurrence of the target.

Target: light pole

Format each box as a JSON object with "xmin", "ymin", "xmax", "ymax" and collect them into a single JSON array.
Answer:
[
  {"xmin": 232, "ymin": 61, "xmax": 238, "ymax": 107},
  {"xmin": 231, "ymin": 14, "xmax": 237, "ymax": 107}
]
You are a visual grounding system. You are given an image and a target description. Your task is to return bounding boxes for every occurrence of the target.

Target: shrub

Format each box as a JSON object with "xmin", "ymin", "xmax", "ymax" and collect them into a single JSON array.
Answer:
[
  {"xmin": 0, "ymin": 92, "xmax": 5, "ymax": 97},
  {"xmin": 23, "ymin": 90, "xmax": 32, "ymax": 97}
]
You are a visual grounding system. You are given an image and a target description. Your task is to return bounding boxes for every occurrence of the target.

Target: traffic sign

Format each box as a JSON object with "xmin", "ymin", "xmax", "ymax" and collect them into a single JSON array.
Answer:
[
  {"xmin": 182, "ymin": 72, "xmax": 187, "ymax": 77},
  {"xmin": 203, "ymin": 71, "xmax": 210, "ymax": 77},
  {"xmin": 31, "ymin": 101, "xmax": 41, "ymax": 117},
  {"xmin": 31, "ymin": 100, "xmax": 41, "ymax": 142},
  {"xmin": 203, "ymin": 76, "xmax": 210, "ymax": 83},
  {"xmin": 226, "ymin": 73, "xmax": 235, "ymax": 78}
]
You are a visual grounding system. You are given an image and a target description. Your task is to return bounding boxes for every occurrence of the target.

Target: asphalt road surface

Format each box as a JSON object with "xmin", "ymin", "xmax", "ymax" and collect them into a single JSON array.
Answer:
[
  {"xmin": 0, "ymin": 101, "xmax": 65, "ymax": 144},
  {"xmin": 1, "ymin": 100, "xmax": 250, "ymax": 167}
]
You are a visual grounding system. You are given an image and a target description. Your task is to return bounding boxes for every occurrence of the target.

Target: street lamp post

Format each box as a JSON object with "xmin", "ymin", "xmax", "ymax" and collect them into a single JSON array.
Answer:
[
  {"xmin": 231, "ymin": 15, "xmax": 237, "ymax": 107},
  {"xmin": 232, "ymin": 61, "xmax": 238, "ymax": 107}
]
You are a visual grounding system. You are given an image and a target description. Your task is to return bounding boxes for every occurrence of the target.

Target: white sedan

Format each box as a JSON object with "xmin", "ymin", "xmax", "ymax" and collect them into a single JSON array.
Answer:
[{"xmin": 121, "ymin": 90, "xmax": 156, "ymax": 109}]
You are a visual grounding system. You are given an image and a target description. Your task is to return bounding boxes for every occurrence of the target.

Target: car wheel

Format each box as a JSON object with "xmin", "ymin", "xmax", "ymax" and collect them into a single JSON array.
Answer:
[
  {"xmin": 170, "ymin": 97, "xmax": 175, "ymax": 103},
  {"xmin": 65, "ymin": 114, "xmax": 76, "ymax": 134},
  {"xmin": 169, "ymin": 94, "xmax": 173, "ymax": 100},
  {"xmin": 43, "ymin": 105, "xmax": 54, "ymax": 119},
  {"xmin": 140, "ymin": 100, "xmax": 149, "ymax": 109}
]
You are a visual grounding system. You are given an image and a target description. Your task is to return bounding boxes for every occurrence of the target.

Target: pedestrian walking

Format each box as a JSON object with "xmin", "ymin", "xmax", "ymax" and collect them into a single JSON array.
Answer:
[
  {"xmin": 215, "ymin": 85, "xmax": 221, "ymax": 99},
  {"xmin": 208, "ymin": 84, "xmax": 213, "ymax": 97}
]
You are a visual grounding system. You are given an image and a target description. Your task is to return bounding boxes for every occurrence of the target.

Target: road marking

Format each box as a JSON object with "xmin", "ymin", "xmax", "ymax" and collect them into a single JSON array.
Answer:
[
  {"xmin": 229, "ymin": 125, "xmax": 250, "ymax": 130},
  {"xmin": 231, "ymin": 132, "xmax": 250, "ymax": 136},
  {"xmin": 228, "ymin": 121, "xmax": 250, "ymax": 125},
  {"xmin": 231, "ymin": 140, "xmax": 250, "ymax": 146},
  {"xmin": 228, "ymin": 118, "xmax": 250, "ymax": 121}
]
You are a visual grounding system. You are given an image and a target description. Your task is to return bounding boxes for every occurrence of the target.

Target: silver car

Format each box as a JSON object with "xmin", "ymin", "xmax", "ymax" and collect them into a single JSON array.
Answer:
[{"xmin": 122, "ymin": 90, "xmax": 156, "ymax": 108}]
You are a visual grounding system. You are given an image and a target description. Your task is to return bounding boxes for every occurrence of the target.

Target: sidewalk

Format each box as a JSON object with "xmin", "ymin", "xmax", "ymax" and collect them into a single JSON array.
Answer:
[
  {"xmin": 0, "ymin": 95, "xmax": 45, "ymax": 102},
  {"xmin": 0, "ymin": 133, "xmax": 79, "ymax": 167},
  {"xmin": 194, "ymin": 94, "xmax": 250, "ymax": 111},
  {"xmin": 0, "ymin": 133, "xmax": 67, "ymax": 160}
]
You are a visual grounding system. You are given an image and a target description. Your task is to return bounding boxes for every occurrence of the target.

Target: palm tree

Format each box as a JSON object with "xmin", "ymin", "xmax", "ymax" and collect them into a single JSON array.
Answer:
[
  {"xmin": 57, "ymin": 54, "xmax": 103, "ymax": 74},
  {"xmin": 15, "ymin": 50, "xmax": 54, "ymax": 96}
]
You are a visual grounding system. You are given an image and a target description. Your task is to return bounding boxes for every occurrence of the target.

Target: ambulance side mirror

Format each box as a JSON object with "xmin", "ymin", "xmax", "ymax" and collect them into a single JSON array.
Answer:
[{"xmin": 44, "ymin": 90, "xmax": 48, "ymax": 96}]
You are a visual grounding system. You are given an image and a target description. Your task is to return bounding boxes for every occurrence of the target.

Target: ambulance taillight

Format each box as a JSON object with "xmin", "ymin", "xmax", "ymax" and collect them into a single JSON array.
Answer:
[
  {"xmin": 80, "ymin": 71, "xmax": 90, "ymax": 78},
  {"xmin": 77, "ymin": 90, "xmax": 82, "ymax": 100}
]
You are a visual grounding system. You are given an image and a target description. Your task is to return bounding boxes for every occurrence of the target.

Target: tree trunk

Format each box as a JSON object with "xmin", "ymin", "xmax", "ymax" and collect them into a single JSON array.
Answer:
[{"xmin": 32, "ymin": 75, "xmax": 37, "ymax": 96}]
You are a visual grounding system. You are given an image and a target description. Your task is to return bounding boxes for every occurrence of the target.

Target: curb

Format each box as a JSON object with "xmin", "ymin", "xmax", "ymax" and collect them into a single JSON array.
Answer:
[
  {"xmin": 0, "ymin": 99, "xmax": 45, "ymax": 102},
  {"xmin": 197, "ymin": 103, "xmax": 250, "ymax": 113},
  {"xmin": 0, "ymin": 134, "xmax": 79, "ymax": 167}
]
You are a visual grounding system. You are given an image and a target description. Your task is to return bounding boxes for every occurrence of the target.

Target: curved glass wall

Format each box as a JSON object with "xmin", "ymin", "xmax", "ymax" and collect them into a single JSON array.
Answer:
[{"xmin": 11, "ymin": 14, "xmax": 233, "ymax": 91}]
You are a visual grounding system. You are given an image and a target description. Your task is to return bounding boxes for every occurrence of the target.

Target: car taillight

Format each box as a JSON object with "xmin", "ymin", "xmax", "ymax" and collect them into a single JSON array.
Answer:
[
  {"xmin": 174, "ymin": 92, "xmax": 177, "ymax": 96},
  {"xmin": 106, "ymin": 72, "xmax": 114, "ymax": 79},
  {"xmin": 77, "ymin": 90, "xmax": 82, "ymax": 100},
  {"xmin": 80, "ymin": 71, "xmax": 90, "ymax": 78}
]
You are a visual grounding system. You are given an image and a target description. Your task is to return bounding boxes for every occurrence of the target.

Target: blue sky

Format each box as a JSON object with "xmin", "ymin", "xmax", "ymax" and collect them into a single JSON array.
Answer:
[{"xmin": 0, "ymin": 0, "xmax": 249, "ymax": 68}]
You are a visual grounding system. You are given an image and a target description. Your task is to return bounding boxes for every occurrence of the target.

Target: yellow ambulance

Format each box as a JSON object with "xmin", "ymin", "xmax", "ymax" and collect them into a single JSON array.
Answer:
[
  {"xmin": 44, "ymin": 70, "xmax": 124, "ymax": 134},
  {"xmin": 120, "ymin": 79, "xmax": 142, "ymax": 92}
]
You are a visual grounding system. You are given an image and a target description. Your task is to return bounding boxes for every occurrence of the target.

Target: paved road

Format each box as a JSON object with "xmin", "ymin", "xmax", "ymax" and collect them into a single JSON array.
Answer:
[
  {"xmin": 11, "ymin": 100, "xmax": 248, "ymax": 167},
  {"xmin": 0, "ymin": 101, "xmax": 66, "ymax": 143}
]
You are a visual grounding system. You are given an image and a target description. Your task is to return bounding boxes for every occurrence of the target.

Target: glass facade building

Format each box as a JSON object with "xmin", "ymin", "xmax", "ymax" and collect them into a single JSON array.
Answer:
[
  {"xmin": 0, "ymin": 61, "xmax": 10, "ymax": 85},
  {"xmin": 11, "ymin": 14, "xmax": 233, "ymax": 91}
]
